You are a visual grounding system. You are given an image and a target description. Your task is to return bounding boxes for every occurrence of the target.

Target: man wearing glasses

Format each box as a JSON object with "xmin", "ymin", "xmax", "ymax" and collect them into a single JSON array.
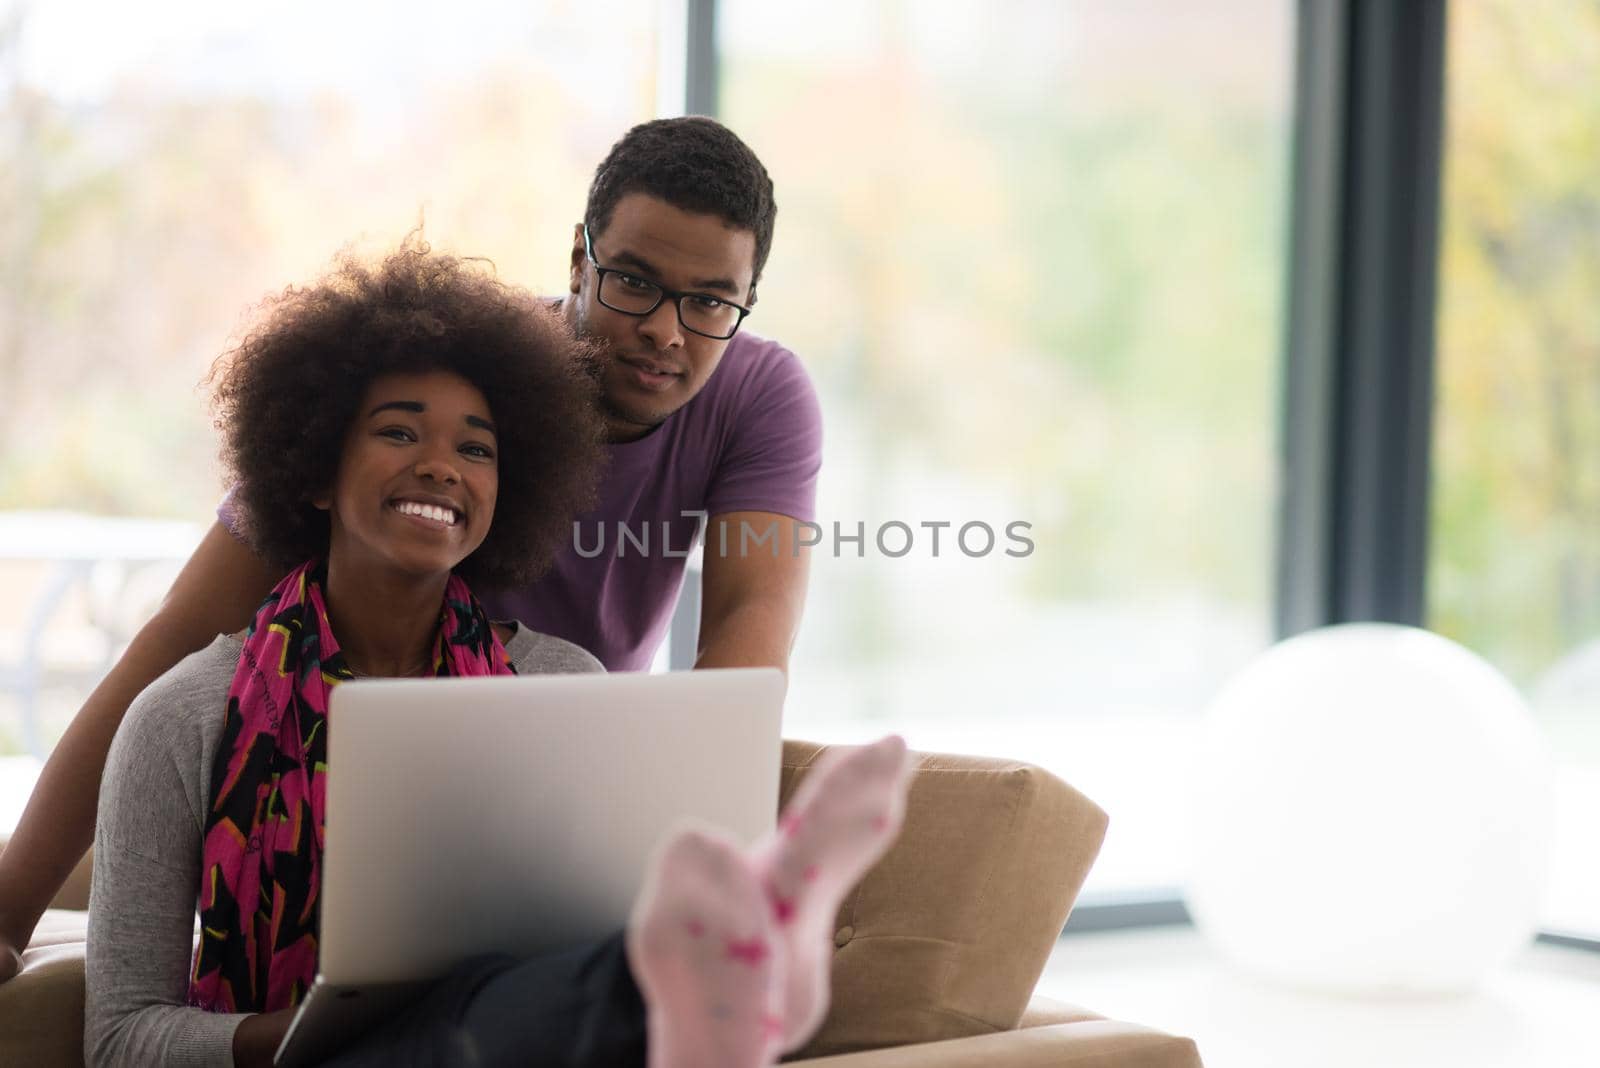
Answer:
[
  {"xmin": 0, "ymin": 116, "xmax": 820, "ymax": 981},
  {"xmin": 476, "ymin": 116, "xmax": 821, "ymax": 675}
]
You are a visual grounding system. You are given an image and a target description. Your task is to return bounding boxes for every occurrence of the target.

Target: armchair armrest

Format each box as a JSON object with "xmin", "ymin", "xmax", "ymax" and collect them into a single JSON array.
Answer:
[{"xmin": 790, "ymin": 1018, "xmax": 1203, "ymax": 1068}]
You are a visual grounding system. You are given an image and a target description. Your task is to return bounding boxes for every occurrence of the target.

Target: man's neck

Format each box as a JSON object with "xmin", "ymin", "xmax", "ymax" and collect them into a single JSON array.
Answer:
[{"xmin": 605, "ymin": 417, "xmax": 658, "ymax": 444}]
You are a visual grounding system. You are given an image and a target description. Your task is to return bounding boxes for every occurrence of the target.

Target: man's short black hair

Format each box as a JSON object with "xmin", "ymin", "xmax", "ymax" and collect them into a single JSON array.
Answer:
[{"xmin": 584, "ymin": 116, "xmax": 777, "ymax": 288}]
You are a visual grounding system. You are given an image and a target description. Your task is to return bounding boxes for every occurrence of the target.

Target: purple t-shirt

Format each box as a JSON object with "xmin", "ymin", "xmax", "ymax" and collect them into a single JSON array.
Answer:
[
  {"xmin": 222, "ymin": 330, "xmax": 821, "ymax": 672},
  {"xmin": 480, "ymin": 330, "xmax": 820, "ymax": 669}
]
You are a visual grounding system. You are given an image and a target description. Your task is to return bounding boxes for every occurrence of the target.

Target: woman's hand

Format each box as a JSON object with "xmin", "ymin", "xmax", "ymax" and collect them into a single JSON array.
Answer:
[{"xmin": 231, "ymin": 1008, "xmax": 297, "ymax": 1068}]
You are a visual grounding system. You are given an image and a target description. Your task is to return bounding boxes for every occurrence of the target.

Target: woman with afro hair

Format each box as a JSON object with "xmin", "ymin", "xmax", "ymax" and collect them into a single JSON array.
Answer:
[{"xmin": 82, "ymin": 240, "xmax": 913, "ymax": 1068}]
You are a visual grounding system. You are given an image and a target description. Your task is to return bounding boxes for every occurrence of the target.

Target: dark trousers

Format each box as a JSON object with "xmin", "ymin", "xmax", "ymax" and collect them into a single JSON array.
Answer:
[{"xmin": 320, "ymin": 932, "xmax": 647, "ymax": 1068}]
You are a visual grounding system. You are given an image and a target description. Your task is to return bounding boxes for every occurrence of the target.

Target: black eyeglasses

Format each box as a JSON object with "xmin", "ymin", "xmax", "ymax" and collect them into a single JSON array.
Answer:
[{"xmin": 582, "ymin": 225, "xmax": 753, "ymax": 341}]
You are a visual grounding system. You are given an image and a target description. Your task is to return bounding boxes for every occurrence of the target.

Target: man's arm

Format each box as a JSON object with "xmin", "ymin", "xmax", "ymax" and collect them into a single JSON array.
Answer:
[
  {"xmin": 0, "ymin": 520, "xmax": 278, "ymax": 979},
  {"xmin": 694, "ymin": 511, "xmax": 812, "ymax": 678}
]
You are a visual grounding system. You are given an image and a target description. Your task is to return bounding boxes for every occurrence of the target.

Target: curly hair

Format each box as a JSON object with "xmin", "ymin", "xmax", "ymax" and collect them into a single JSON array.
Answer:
[
  {"xmin": 585, "ymin": 116, "xmax": 777, "ymax": 286},
  {"xmin": 208, "ymin": 240, "xmax": 606, "ymax": 590}
]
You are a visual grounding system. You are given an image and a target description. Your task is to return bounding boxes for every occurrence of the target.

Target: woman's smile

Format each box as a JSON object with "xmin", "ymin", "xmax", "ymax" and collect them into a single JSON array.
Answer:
[
  {"xmin": 320, "ymin": 370, "xmax": 500, "ymax": 580},
  {"xmin": 389, "ymin": 497, "xmax": 466, "ymax": 529}
]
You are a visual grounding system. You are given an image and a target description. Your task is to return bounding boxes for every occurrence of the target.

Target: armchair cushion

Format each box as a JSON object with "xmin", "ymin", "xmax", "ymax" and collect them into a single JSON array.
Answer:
[
  {"xmin": 779, "ymin": 740, "xmax": 1109, "ymax": 1059},
  {"xmin": 0, "ymin": 909, "xmax": 88, "ymax": 1068}
]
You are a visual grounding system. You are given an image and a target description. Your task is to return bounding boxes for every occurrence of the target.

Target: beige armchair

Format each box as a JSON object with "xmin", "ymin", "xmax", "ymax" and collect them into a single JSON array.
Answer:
[{"xmin": 0, "ymin": 742, "xmax": 1201, "ymax": 1066}]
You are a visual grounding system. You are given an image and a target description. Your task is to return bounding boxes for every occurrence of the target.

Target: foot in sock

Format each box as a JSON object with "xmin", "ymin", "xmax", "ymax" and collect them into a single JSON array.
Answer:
[
  {"xmin": 627, "ymin": 827, "xmax": 786, "ymax": 1068},
  {"xmin": 755, "ymin": 735, "xmax": 914, "ymax": 1051}
]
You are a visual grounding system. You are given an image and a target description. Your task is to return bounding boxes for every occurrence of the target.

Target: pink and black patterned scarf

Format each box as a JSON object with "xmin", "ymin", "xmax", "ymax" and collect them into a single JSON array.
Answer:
[{"xmin": 187, "ymin": 559, "xmax": 514, "ymax": 1012}]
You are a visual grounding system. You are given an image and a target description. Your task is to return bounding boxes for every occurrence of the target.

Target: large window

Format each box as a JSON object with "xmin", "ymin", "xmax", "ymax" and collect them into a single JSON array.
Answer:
[
  {"xmin": 0, "ymin": 0, "xmax": 664, "ymax": 793},
  {"xmin": 1429, "ymin": 0, "xmax": 1600, "ymax": 939},
  {"xmin": 6, "ymin": 1, "xmax": 1591, "ymax": 938},
  {"xmin": 720, "ymin": 0, "xmax": 1294, "ymax": 897}
]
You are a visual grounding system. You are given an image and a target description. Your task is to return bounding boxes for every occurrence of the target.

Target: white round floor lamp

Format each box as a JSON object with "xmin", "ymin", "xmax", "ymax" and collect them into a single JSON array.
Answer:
[{"xmin": 1187, "ymin": 623, "xmax": 1553, "ymax": 996}]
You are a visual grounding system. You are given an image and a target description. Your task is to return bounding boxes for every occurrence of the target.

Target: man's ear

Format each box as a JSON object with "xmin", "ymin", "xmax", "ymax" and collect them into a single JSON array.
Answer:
[
  {"xmin": 747, "ymin": 284, "xmax": 758, "ymax": 308},
  {"xmin": 569, "ymin": 223, "xmax": 586, "ymax": 295}
]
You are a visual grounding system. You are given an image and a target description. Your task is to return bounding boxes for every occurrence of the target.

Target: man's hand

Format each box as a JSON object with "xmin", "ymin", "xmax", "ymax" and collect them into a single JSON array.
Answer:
[{"xmin": 695, "ymin": 511, "xmax": 812, "ymax": 677}]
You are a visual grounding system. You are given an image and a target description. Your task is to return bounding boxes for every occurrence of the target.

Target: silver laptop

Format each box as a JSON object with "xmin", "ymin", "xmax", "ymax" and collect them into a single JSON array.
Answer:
[{"xmin": 274, "ymin": 666, "xmax": 785, "ymax": 1067}]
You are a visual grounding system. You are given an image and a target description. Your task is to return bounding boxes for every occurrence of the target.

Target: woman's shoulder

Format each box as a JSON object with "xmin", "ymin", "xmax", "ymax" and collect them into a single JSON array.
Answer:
[
  {"xmin": 499, "ymin": 621, "xmax": 606, "ymax": 675},
  {"xmin": 106, "ymin": 635, "xmax": 243, "ymax": 828},
  {"xmin": 118, "ymin": 633, "xmax": 241, "ymax": 757}
]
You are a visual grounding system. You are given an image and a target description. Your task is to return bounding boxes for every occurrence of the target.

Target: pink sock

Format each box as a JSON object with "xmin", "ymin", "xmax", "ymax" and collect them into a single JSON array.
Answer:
[
  {"xmin": 626, "ymin": 826, "xmax": 785, "ymax": 1068},
  {"xmin": 754, "ymin": 735, "xmax": 914, "ymax": 1051}
]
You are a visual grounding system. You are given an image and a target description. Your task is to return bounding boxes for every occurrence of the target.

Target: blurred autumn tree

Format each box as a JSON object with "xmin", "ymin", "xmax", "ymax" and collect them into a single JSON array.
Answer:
[
  {"xmin": 725, "ymin": 0, "xmax": 1288, "ymax": 612},
  {"xmin": 1430, "ymin": 0, "xmax": 1600, "ymax": 685},
  {"xmin": 716, "ymin": 0, "xmax": 1291, "ymax": 695},
  {"xmin": 0, "ymin": 2, "xmax": 652, "ymax": 517}
]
